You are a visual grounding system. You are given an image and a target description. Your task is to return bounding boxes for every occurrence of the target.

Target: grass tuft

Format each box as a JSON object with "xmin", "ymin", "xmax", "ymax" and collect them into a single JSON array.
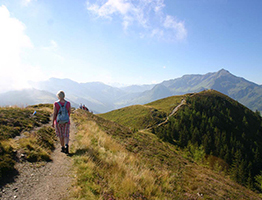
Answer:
[{"xmin": 18, "ymin": 126, "xmax": 56, "ymax": 162}]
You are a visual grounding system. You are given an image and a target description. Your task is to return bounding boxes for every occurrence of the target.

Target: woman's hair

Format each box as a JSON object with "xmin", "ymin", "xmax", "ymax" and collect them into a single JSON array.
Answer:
[{"xmin": 57, "ymin": 90, "xmax": 65, "ymax": 99}]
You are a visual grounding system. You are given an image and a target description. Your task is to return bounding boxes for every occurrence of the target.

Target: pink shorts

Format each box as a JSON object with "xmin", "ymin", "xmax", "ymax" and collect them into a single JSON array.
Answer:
[{"xmin": 55, "ymin": 123, "xmax": 70, "ymax": 138}]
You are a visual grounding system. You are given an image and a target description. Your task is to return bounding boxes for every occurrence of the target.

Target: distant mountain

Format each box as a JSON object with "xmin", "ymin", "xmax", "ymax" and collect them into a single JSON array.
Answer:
[
  {"xmin": 28, "ymin": 78, "xmax": 156, "ymax": 113},
  {"xmin": 120, "ymin": 84, "xmax": 155, "ymax": 93},
  {"xmin": 116, "ymin": 69, "xmax": 262, "ymax": 112},
  {"xmin": 158, "ymin": 69, "xmax": 262, "ymax": 111},
  {"xmin": 161, "ymin": 69, "xmax": 253, "ymax": 95},
  {"xmin": 1, "ymin": 69, "xmax": 262, "ymax": 113},
  {"xmin": 0, "ymin": 89, "xmax": 57, "ymax": 107},
  {"xmin": 125, "ymin": 84, "xmax": 173, "ymax": 105},
  {"xmin": 29, "ymin": 78, "xmax": 124, "ymax": 113}
]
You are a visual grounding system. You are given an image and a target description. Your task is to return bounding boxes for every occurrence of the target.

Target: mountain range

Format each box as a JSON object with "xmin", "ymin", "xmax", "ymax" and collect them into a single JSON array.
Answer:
[{"xmin": 0, "ymin": 69, "xmax": 261, "ymax": 113}]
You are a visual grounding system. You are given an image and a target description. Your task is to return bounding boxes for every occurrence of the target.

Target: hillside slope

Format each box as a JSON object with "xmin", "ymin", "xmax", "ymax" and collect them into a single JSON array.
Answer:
[
  {"xmin": 100, "ymin": 94, "xmax": 190, "ymax": 130},
  {"xmin": 71, "ymin": 109, "xmax": 261, "ymax": 199},
  {"xmin": 154, "ymin": 90, "xmax": 262, "ymax": 192},
  {"xmin": 99, "ymin": 90, "xmax": 262, "ymax": 195}
]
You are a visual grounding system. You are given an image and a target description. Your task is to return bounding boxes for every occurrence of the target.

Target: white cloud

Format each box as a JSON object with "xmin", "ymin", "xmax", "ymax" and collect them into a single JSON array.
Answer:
[
  {"xmin": 50, "ymin": 40, "xmax": 58, "ymax": 49},
  {"xmin": 21, "ymin": 0, "xmax": 34, "ymax": 6},
  {"xmin": 43, "ymin": 40, "xmax": 58, "ymax": 50},
  {"xmin": 86, "ymin": 0, "xmax": 187, "ymax": 41},
  {"xmin": 164, "ymin": 15, "xmax": 187, "ymax": 40},
  {"xmin": 154, "ymin": 0, "xmax": 165, "ymax": 13},
  {"xmin": 0, "ymin": 5, "xmax": 45, "ymax": 93},
  {"xmin": 151, "ymin": 28, "xmax": 164, "ymax": 38},
  {"xmin": 87, "ymin": 0, "xmax": 132, "ymax": 17}
]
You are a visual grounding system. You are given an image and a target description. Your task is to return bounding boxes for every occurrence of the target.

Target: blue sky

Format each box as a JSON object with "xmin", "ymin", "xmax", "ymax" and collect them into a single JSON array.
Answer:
[{"xmin": 0, "ymin": 0, "xmax": 262, "ymax": 93}]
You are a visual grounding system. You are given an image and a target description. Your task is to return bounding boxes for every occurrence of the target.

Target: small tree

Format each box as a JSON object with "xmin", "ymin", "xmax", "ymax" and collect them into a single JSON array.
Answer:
[{"xmin": 255, "ymin": 171, "xmax": 262, "ymax": 193}]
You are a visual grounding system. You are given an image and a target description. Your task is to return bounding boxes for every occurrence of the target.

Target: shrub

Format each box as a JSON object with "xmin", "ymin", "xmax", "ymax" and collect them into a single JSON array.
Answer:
[{"xmin": 0, "ymin": 142, "xmax": 15, "ymax": 179}]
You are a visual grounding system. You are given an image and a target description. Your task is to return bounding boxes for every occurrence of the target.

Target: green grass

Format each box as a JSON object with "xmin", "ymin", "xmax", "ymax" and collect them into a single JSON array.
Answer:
[
  {"xmin": 0, "ymin": 106, "xmax": 51, "ymax": 140},
  {"xmin": 99, "ymin": 94, "xmax": 190, "ymax": 131},
  {"xmin": 99, "ymin": 105, "xmax": 167, "ymax": 130},
  {"xmin": 146, "ymin": 94, "xmax": 187, "ymax": 114},
  {"xmin": 27, "ymin": 103, "xmax": 53, "ymax": 110},
  {"xmin": 0, "ymin": 141, "xmax": 15, "ymax": 179}
]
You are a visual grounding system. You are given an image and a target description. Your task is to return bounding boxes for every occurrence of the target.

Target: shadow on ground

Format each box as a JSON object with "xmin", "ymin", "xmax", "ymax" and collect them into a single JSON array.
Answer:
[{"xmin": 0, "ymin": 169, "xmax": 19, "ymax": 188}]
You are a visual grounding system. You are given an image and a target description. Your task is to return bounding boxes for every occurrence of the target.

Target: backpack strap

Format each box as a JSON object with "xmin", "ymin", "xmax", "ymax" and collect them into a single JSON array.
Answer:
[
  {"xmin": 57, "ymin": 101, "xmax": 67, "ymax": 108},
  {"xmin": 57, "ymin": 101, "xmax": 62, "ymax": 108}
]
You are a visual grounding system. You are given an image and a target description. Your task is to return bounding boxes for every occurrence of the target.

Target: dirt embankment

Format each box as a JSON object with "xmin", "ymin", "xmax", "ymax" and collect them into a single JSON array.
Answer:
[{"xmin": 0, "ymin": 121, "xmax": 76, "ymax": 200}]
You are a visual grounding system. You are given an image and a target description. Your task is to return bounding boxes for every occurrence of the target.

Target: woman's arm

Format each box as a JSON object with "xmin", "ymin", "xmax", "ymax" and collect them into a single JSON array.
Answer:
[
  {"xmin": 52, "ymin": 103, "xmax": 58, "ymax": 127},
  {"xmin": 68, "ymin": 102, "xmax": 71, "ymax": 116}
]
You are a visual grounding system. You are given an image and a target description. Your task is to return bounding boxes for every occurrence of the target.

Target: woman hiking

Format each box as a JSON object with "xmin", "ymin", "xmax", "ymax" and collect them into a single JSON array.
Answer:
[{"xmin": 52, "ymin": 90, "xmax": 71, "ymax": 154}]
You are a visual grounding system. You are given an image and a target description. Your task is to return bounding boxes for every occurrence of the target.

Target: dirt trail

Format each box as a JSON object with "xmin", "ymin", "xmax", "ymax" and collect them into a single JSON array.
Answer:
[
  {"xmin": 144, "ymin": 98, "xmax": 187, "ymax": 131},
  {"xmin": 0, "ymin": 121, "xmax": 77, "ymax": 200},
  {"xmin": 157, "ymin": 99, "xmax": 186, "ymax": 127}
]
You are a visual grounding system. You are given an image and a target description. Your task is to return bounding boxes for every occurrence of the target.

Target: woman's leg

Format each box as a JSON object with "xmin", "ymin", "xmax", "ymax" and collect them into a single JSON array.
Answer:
[
  {"xmin": 64, "ymin": 123, "xmax": 70, "ymax": 154},
  {"xmin": 55, "ymin": 124, "xmax": 65, "ymax": 151},
  {"xmin": 58, "ymin": 135, "xmax": 65, "ymax": 152},
  {"xmin": 64, "ymin": 137, "xmax": 69, "ymax": 146},
  {"xmin": 60, "ymin": 136, "xmax": 65, "ymax": 147}
]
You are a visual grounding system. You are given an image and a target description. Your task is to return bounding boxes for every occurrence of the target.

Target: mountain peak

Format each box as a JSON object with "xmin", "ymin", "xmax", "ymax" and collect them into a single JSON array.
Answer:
[{"xmin": 216, "ymin": 69, "xmax": 231, "ymax": 76}]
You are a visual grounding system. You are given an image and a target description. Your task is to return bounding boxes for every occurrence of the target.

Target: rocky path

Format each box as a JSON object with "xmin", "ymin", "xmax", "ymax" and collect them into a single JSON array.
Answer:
[{"xmin": 0, "ymin": 122, "xmax": 76, "ymax": 200}]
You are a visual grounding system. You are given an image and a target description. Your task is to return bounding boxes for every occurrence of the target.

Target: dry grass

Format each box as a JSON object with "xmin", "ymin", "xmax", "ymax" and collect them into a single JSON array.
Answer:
[
  {"xmin": 71, "ymin": 111, "xmax": 183, "ymax": 199},
  {"xmin": 17, "ymin": 126, "xmax": 56, "ymax": 162}
]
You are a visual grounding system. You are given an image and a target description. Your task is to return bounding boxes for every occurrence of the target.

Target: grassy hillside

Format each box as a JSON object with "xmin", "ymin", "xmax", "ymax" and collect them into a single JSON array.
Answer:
[
  {"xmin": 0, "ymin": 104, "xmax": 55, "ymax": 181},
  {"xmin": 99, "ymin": 95, "xmax": 187, "ymax": 130},
  {"xmin": 96, "ymin": 90, "xmax": 262, "ymax": 196},
  {"xmin": 152, "ymin": 90, "xmax": 262, "ymax": 192},
  {"xmin": 146, "ymin": 94, "xmax": 189, "ymax": 113},
  {"xmin": 0, "ymin": 105, "xmax": 51, "ymax": 140},
  {"xmin": 99, "ymin": 105, "xmax": 167, "ymax": 130},
  {"xmin": 71, "ymin": 109, "xmax": 261, "ymax": 199}
]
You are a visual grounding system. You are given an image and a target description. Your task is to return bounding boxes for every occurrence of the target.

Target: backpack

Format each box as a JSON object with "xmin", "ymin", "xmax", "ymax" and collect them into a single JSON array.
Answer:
[{"xmin": 56, "ymin": 101, "xmax": 69, "ymax": 124}]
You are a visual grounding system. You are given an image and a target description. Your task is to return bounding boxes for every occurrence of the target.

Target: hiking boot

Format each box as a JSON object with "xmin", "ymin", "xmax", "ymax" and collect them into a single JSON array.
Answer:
[
  {"xmin": 61, "ymin": 146, "xmax": 65, "ymax": 153},
  {"xmin": 65, "ymin": 144, "xmax": 69, "ymax": 154}
]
